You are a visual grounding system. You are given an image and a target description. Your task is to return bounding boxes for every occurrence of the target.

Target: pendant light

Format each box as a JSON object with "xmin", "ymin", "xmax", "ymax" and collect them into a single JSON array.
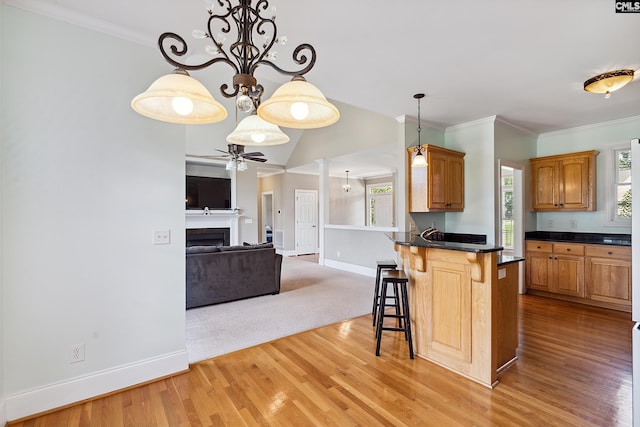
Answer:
[
  {"xmin": 343, "ymin": 170, "xmax": 352, "ymax": 192},
  {"xmin": 411, "ymin": 93, "xmax": 427, "ymax": 168}
]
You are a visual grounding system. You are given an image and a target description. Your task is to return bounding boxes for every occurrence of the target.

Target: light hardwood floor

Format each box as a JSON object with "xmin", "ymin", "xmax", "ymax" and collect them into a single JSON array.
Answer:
[{"xmin": 9, "ymin": 295, "xmax": 633, "ymax": 426}]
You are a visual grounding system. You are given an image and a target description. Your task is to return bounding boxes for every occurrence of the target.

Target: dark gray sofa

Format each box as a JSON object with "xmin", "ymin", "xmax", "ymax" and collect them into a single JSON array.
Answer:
[{"xmin": 186, "ymin": 243, "xmax": 282, "ymax": 309}]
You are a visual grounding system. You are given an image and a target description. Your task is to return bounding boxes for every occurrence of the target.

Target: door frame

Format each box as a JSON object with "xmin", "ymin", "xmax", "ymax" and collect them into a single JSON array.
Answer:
[{"xmin": 499, "ymin": 160, "xmax": 525, "ymax": 293}]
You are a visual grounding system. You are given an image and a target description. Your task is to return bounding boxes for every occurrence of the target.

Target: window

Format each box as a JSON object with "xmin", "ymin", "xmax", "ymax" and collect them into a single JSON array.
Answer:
[
  {"xmin": 607, "ymin": 144, "xmax": 631, "ymax": 225},
  {"xmin": 367, "ymin": 183, "xmax": 393, "ymax": 227}
]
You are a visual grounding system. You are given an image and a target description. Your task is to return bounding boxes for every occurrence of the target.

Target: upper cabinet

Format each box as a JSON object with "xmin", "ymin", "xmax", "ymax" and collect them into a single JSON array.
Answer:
[
  {"xmin": 529, "ymin": 150, "xmax": 599, "ymax": 212},
  {"xmin": 407, "ymin": 145, "xmax": 465, "ymax": 212}
]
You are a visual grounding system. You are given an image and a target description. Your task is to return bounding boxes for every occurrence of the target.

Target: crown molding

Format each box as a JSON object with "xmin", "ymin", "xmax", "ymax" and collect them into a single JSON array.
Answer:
[
  {"xmin": 445, "ymin": 115, "xmax": 497, "ymax": 132},
  {"xmin": 494, "ymin": 116, "xmax": 538, "ymax": 137},
  {"xmin": 4, "ymin": 0, "xmax": 153, "ymax": 47},
  {"xmin": 396, "ymin": 114, "xmax": 444, "ymax": 131},
  {"xmin": 539, "ymin": 114, "xmax": 640, "ymax": 139}
]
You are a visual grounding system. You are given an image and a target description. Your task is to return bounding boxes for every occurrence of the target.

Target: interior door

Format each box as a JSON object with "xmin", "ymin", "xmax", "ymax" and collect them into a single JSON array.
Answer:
[{"xmin": 295, "ymin": 189, "xmax": 318, "ymax": 255}]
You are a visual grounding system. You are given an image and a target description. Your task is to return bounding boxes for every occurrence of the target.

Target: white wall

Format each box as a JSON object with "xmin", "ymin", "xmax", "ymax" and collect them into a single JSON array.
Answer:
[
  {"xmin": 2, "ymin": 7, "xmax": 188, "ymax": 420},
  {"xmin": 0, "ymin": 2, "xmax": 6, "ymax": 424},
  {"xmin": 329, "ymin": 176, "xmax": 365, "ymax": 225},
  {"xmin": 536, "ymin": 116, "xmax": 640, "ymax": 234},
  {"xmin": 445, "ymin": 118, "xmax": 497, "ymax": 243},
  {"xmin": 494, "ymin": 119, "xmax": 538, "ymax": 235}
]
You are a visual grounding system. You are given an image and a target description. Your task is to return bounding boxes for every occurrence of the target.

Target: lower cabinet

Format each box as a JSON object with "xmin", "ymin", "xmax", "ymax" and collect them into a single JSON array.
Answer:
[
  {"xmin": 526, "ymin": 240, "xmax": 631, "ymax": 311},
  {"xmin": 585, "ymin": 245, "xmax": 632, "ymax": 307},
  {"xmin": 525, "ymin": 241, "xmax": 584, "ymax": 297}
]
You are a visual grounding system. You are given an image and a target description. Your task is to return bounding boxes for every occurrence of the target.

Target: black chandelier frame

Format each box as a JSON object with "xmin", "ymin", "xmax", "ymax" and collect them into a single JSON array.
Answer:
[{"xmin": 157, "ymin": 0, "xmax": 317, "ymax": 106}]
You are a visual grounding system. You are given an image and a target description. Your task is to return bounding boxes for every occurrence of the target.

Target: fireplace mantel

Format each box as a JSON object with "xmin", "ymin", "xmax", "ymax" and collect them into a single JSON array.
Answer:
[{"xmin": 185, "ymin": 210, "xmax": 240, "ymax": 245}]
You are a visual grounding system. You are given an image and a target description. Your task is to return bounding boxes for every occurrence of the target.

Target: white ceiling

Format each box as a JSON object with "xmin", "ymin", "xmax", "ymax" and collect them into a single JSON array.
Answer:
[{"xmin": 9, "ymin": 0, "xmax": 640, "ymax": 177}]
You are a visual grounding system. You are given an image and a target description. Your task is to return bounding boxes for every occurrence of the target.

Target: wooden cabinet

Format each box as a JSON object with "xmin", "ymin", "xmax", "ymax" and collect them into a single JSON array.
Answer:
[
  {"xmin": 526, "ymin": 240, "xmax": 631, "ymax": 311},
  {"xmin": 407, "ymin": 145, "xmax": 465, "ymax": 212},
  {"xmin": 525, "ymin": 241, "xmax": 584, "ymax": 297},
  {"xmin": 585, "ymin": 245, "xmax": 632, "ymax": 307},
  {"xmin": 530, "ymin": 150, "xmax": 598, "ymax": 212}
]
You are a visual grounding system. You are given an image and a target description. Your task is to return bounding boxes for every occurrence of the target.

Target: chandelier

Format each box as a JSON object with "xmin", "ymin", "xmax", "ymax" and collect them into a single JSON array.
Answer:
[
  {"xmin": 131, "ymin": 0, "xmax": 340, "ymax": 143},
  {"xmin": 343, "ymin": 170, "xmax": 351, "ymax": 192}
]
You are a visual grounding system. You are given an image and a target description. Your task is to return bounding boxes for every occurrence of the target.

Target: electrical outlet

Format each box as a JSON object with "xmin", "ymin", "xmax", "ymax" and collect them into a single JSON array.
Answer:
[
  {"xmin": 547, "ymin": 220, "xmax": 554, "ymax": 228},
  {"xmin": 70, "ymin": 343, "xmax": 85, "ymax": 363},
  {"xmin": 153, "ymin": 230, "xmax": 171, "ymax": 245},
  {"xmin": 570, "ymin": 220, "xmax": 577, "ymax": 229}
]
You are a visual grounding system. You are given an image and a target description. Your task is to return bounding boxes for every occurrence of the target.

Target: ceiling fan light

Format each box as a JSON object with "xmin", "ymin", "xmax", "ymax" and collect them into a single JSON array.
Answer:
[
  {"xmin": 257, "ymin": 77, "xmax": 340, "ymax": 129},
  {"xmin": 226, "ymin": 114, "xmax": 290, "ymax": 146},
  {"xmin": 584, "ymin": 69, "xmax": 634, "ymax": 96},
  {"xmin": 131, "ymin": 71, "xmax": 228, "ymax": 124}
]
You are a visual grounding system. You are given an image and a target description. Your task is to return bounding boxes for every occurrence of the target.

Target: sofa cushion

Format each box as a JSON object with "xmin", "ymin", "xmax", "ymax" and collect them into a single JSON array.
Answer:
[
  {"xmin": 186, "ymin": 246, "xmax": 221, "ymax": 255},
  {"xmin": 220, "ymin": 243, "xmax": 273, "ymax": 251}
]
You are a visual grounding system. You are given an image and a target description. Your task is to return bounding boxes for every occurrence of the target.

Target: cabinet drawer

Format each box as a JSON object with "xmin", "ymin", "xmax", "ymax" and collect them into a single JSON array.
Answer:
[
  {"xmin": 553, "ymin": 243, "xmax": 584, "ymax": 256},
  {"xmin": 585, "ymin": 245, "xmax": 631, "ymax": 260},
  {"xmin": 526, "ymin": 241, "xmax": 552, "ymax": 253}
]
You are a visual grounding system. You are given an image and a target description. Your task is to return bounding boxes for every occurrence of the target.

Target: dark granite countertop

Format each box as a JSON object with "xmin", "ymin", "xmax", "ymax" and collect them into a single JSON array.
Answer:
[
  {"xmin": 387, "ymin": 232, "xmax": 503, "ymax": 254},
  {"xmin": 498, "ymin": 255, "xmax": 525, "ymax": 266},
  {"xmin": 525, "ymin": 231, "xmax": 631, "ymax": 246}
]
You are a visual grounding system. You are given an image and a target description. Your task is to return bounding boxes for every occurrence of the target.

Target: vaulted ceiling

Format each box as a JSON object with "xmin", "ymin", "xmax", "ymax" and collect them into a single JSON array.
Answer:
[{"xmin": 7, "ymin": 0, "xmax": 640, "ymax": 176}]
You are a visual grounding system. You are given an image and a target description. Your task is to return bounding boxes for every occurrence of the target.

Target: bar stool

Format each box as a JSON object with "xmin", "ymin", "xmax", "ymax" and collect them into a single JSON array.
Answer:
[
  {"xmin": 375, "ymin": 269, "xmax": 414, "ymax": 359},
  {"xmin": 372, "ymin": 260, "xmax": 398, "ymax": 326}
]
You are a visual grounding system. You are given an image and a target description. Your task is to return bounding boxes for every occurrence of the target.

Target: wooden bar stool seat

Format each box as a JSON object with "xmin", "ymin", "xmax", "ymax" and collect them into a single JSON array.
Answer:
[{"xmin": 372, "ymin": 260, "xmax": 398, "ymax": 326}]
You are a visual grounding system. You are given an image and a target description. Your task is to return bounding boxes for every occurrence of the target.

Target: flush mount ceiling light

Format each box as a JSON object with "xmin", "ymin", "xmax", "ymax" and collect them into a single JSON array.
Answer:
[
  {"xmin": 584, "ymin": 69, "xmax": 635, "ymax": 99},
  {"xmin": 411, "ymin": 93, "xmax": 427, "ymax": 168},
  {"xmin": 131, "ymin": 0, "xmax": 339, "ymax": 132}
]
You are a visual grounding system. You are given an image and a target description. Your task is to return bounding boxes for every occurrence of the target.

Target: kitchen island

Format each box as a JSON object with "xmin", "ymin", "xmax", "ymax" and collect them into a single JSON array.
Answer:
[{"xmin": 387, "ymin": 233, "xmax": 522, "ymax": 388}]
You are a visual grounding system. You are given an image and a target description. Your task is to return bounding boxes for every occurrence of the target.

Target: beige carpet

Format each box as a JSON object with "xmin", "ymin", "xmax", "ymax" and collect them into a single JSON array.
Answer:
[{"xmin": 185, "ymin": 256, "xmax": 373, "ymax": 363}]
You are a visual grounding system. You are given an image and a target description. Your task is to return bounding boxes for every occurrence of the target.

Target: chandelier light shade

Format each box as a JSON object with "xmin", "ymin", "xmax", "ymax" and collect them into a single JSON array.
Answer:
[
  {"xmin": 131, "ymin": 70, "xmax": 227, "ymax": 124},
  {"xmin": 257, "ymin": 76, "xmax": 340, "ymax": 129},
  {"xmin": 131, "ymin": 0, "xmax": 338, "ymax": 134},
  {"xmin": 226, "ymin": 114, "xmax": 290, "ymax": 145},
  {"xmin": 411, "ymin": 93, "xmax": 428, "ymax": 168},
  {"xmin": 584, "ymin": 69, "xmax": 635, "ymax": 98}
]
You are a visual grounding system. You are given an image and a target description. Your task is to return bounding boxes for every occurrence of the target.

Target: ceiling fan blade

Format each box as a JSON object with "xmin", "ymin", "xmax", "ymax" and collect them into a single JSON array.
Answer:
[
  {"xmin": 192, "ymin": 155, "xmax": 230, "ymax": 160},
  {"xmin": 214, "ymin": 149, "xmax": 230, "ymax": 154},
  {"xmin": 242, "ymin": 151, "xmax": 264, "ymax": 157},
  {"xmin": 244, "ymin": 156, "xmax": 268, "ymax": 162}
]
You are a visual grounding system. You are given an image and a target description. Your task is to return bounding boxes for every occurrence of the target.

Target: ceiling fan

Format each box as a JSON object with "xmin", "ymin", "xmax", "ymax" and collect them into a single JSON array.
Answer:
[{"xmin": 193, "ymin": 144, "xmax": 267, "ymax": 170}]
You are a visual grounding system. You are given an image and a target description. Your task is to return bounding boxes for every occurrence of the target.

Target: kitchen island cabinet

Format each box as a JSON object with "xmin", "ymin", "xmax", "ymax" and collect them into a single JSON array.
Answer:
[{"xmin": 388, "ymin": 233, "xmax": 521, "ymax": 388}]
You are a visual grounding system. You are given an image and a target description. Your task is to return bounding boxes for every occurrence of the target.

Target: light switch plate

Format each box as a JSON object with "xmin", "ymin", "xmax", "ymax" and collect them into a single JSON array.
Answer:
[{"xmin": 153, "ymin": 230, "xmax": 171, "ymax": 245}]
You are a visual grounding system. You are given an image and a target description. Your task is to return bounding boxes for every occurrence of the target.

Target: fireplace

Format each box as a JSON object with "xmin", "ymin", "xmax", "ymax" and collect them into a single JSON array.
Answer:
[{"xmin": 186, "ymin": 228, "xmax": 231, "ymax": 247}]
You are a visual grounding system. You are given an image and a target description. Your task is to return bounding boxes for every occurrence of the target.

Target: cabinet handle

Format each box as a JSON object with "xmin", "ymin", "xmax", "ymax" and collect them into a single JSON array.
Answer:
[
  {"xmin": 566, "ymin": 248, "xmax": 571, "ymax": 251},
  {"xmin": 537, "ymin": 246, "xmax": 541, "ymax": 249},
  {"xmin": 608, "ymin": 251, "xmax": 613, "ymax": 255},
  {"xmin": 548, "ymin": 256, "xmax": 553, "ymax": 260}
]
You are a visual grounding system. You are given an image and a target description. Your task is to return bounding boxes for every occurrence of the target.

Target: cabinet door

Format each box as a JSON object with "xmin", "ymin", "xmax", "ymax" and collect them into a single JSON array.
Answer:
[
  {"xmin": 427, "ymin": 150, "xmax": 448, "ymax": 210},
  {"xmin": 446, "ymin": 155, "xmax": 465, "ymax": 210},
  {"xmin": 526, "ymin": 252, "xmax": 553, "ymax": 292},
  {"xmin": 554, "ymin": 254, "xmax": 584, "ymax": 297},
  {"xmin": 586, "ymin": 257, "xmax": 632, "ymax": 306},
  {"xmin": 560, "ymin": 156, "xmax": 590, "ymax": 210},
  {"xmin": 531, "ymin": 160, "xmax": 559, "ymax": 210}
]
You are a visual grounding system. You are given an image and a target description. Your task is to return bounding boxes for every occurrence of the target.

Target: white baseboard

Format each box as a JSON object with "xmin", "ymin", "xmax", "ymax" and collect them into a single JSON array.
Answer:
[
  {"xmin": 5, "ymin": 350, "xmax": 188, "ymax": 422},
  {"xmin": 323, "ymin": 259, "xmax": 376, "ymax": 277}
]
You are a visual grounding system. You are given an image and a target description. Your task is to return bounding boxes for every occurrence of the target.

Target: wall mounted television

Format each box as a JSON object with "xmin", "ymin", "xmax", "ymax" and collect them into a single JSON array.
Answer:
[{"xmin": 185, "ymin": 175, "xmax": 231, "ymax": 210}]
